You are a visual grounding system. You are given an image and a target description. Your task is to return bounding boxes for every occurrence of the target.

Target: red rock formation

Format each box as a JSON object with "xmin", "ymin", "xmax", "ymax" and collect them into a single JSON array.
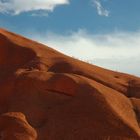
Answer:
[
  {"xmin": 0, "ymin": 112, "xmax": 37, "ymax": 140},
  {"xmin": 0, "ymin": 28, "xmax": 140, "ymax": 139}
]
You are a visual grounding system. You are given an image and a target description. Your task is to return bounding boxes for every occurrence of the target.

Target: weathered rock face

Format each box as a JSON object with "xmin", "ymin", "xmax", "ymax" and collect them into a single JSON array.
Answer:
[
  {"xmin": 0, "ymin": 112, "xmax": 37, "ymax": 140},
  {"xmin": 0, "ymin": 28, "xmax": 140, "ymax": 140}
]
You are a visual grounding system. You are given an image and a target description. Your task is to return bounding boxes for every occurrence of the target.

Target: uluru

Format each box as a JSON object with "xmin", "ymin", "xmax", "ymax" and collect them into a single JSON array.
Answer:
[{"xmin": 0, "ymin": 28, "xmax": 140, "ymax": 140}]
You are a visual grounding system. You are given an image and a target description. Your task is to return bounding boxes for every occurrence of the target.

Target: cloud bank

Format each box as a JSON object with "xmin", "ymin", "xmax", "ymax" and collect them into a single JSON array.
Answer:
[
  {"xmin": 92, "ymin": 0, "xmax": 109, "ymax": 17},
  {"xmin": 0, "ymin": 0, "xmax": 69, "ymax": 15},
  {"xmin": 28, "ymin": 30, "xmax": 140, "ymax": 76}
]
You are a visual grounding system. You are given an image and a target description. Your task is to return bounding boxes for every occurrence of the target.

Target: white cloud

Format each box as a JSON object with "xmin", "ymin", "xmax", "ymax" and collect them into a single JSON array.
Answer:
[
  {"xmin": 92, "ymin": 0, "xmax": 109, "ymax": 17},
  {"xmin": 0, "ymin": 0, "xmax": 69, "ymax": 15},
  {"xmin": 28, "ymin": 29, "xmax": 140, "ymax": 76}
]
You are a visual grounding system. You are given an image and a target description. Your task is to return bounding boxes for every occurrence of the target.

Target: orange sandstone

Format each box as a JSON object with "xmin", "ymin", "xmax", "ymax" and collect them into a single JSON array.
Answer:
[{"xmin": 0, "ymin": 28, "xmax": 140, "ymax": 139}]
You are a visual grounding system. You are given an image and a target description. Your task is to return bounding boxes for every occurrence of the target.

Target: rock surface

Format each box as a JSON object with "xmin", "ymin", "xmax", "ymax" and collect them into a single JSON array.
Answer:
[{"xmin": 0, "ymin": 28, "xmax": 140, "ymax": 139}]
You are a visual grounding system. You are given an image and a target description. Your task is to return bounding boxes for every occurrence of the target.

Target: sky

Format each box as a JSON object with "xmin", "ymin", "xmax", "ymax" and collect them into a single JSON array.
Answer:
[{"xmin": 0, "ymin": 0, "xmax": 140, "ymax": 76}]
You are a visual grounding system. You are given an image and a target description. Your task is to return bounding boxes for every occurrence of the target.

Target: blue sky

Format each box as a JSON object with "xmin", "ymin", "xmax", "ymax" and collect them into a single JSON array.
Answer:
[
  {"xmin": 0, "ymin": 0, "xmax": 140, "ymax": 76},
  {"xmin": 1, "ymin": 0, "xmax": 140, "ymax": 34}
]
